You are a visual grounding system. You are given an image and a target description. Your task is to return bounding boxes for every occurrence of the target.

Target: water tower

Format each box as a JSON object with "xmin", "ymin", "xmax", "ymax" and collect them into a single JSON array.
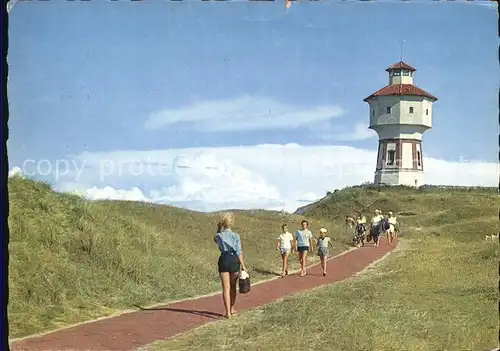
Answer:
[{"xmin": 364, "ymin": 61, "xmax": 438, "ymax": 187}]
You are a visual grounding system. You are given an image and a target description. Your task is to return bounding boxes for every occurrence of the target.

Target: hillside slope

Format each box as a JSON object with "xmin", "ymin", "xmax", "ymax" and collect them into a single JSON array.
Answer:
[
  {"xmin": 8, "ymin": 178, "xmax": 497, "ymax": 340},
  {"xmin": 297, "ymin": 185, "xmax": 498, "ymax": 239},
  {"xmin": 8, "ymin": 177, "xmax": 349, "ymax": 338},
  {"xmin": 152, "ymin": 185, "xmax": 499, "ymax": 351}
]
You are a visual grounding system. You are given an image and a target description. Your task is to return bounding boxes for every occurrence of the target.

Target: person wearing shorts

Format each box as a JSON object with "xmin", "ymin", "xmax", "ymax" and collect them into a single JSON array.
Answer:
[
  {"xmin": 317, "ymin": 227, "xmax": 334, "ymax": 276},
  {"xmin": 295, "ymin": 220, "xmax": 314, "ymax": 277},
  {"xmin": 276, "ymin": 223, "xmax": 294, "ymax": 278},
  {"xmin": 214, "ymin": 212, "xmax": 247, "ymax": 319}
]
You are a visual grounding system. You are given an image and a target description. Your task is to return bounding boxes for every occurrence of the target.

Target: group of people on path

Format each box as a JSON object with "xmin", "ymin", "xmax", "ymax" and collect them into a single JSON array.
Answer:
[
  {"xmin": 276, "ymin": 220, "xmax": 334, "ymax": 279},
  {"xmin": 212, "ymin": 210, "xmax": 398, "ymax": 319},
  {"xmin": 346, "ymin": 209, "xmax": 399, "ymax": 248}
]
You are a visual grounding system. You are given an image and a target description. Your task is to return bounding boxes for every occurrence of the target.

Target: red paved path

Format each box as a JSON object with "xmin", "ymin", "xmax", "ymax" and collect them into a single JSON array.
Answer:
[{"xmin": 12, "ymin": 240, "xmax": 395, "ymax": 351}]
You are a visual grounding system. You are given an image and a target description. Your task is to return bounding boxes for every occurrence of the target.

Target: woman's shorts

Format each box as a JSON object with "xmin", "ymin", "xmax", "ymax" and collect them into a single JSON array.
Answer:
[
  {"xmin": 297, "ymin": 246, "xmax": 310, "ymax": 253},
  {"xmin": 318, "ymin": 247, "xmax": 329, "ymax": 257},
  {"xmin": 280, "ymin": 248, "xmax": 291, "ymax": 255},
  {"xmin": 218, "ymin": 252, "xmax": 240, "ymax": 273}
]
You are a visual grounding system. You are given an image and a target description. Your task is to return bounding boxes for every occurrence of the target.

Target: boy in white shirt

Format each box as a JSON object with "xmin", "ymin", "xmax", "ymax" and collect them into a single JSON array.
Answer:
[
  {"xmin": 276, "ymin": 223, "xmax": 294, "ymax": 278},
  {"xmin": 317, "ymin": 227, "xmax": 334, "ymax": 277}
]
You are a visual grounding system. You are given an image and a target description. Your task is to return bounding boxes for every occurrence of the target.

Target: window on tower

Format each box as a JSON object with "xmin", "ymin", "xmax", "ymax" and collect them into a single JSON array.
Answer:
[
  {"xmin": 386, "ymin": 106, "xmax": 391, "ymax": 114},
  {"xmin": 392, "ymin": 70, "xmax": 401, "ymax": 76},
  {"xmin": 417, "ymin": 151, "xmax": 421, "ymax": 167},
  {"xmin": 402, "ymin": 69, "xmax": 409, "ymax": 76},
  {"xmin": 372, "ymin": 109, "xmax": 375, "ymax": 117},
  {"xmin": 409, "ymin": 106, "xmax": 414, "ymax": 114},
  {"xmin": 426, "ymin": 109, "xmax": 429, "ymax": 116},
  {"xmin": 387, "ymin": 150, "xmax": 396, "ymax": 166}
]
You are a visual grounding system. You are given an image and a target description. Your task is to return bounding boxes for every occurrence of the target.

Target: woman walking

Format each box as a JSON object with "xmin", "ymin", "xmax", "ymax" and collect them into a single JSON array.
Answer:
[
  {"xmin": 276, "ymin": 223, "xmax": 294, "ymax": 278},
  {"xmin": 317, "ymin": 227, "xmax": 334, "ymax": 276},
  {"xmin": 386, "ymin": 211, "xmax": 398, "ymax": 245},
  {"xmin": 355, "ymin": 213, "xmax": 367, "ymax": 247},
  {"xmin": 213, "ymin": 212, "xmax": 247, "ymax": 319},
  {"xmin": 370, "ymin": 209, "xmax": 384, "ymax": 247},
  {"xmin": 295, "ymin": 220, "xmax": 314, "ymax": 277}
]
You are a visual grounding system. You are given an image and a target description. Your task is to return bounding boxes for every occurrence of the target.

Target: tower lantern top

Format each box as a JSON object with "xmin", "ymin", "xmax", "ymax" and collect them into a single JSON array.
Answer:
[
  {"xmin": 385, "ymin": 61, "xmax": 417, "ymax": 73},
  {"xmin": 363, "ymin": 60, "xmax": 437, "ymax": 102},
  {"xmin": 385, "ymin": 61, "xmax": 417, "ymax": 86}
]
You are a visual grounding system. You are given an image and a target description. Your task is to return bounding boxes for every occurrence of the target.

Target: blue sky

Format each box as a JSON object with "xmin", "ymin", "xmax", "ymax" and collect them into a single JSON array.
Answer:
[
  {"xmin": 6, "ymin": 0, "xmax": 498, "ymax": 211},
  {"xmin": 9, "ymin": 0, "xmax": 498, "ymax": 162}
]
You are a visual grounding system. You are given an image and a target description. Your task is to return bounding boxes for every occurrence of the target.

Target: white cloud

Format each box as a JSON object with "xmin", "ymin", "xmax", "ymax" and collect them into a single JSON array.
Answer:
[
  {"xmin": 82, "ymin": 186, "xmax": 149, "ymax": 202},
  {"xmin": 144, "ymin": 95, "xmax": 345, "ymax": 132},
  {"xmin": 8, "ymin": 166, "xmax": 24, "ymax": 178},
  {"xmin": 53, "ymin": 182, "xmax": 149, "ymax": 202},
  {"xmin": 12, "ymin": 144, "xmax": 498, "ymax": 213}
]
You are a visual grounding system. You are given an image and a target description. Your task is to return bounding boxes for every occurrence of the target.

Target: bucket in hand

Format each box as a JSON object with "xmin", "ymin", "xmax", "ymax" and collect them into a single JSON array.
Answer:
[{"xmin": 238, "ymin": 271, "xmax": 251, "ymax": 294}]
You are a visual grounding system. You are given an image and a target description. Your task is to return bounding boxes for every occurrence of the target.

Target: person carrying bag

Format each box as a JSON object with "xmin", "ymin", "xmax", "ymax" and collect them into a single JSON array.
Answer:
[
  {"xmin": 239, "ymin": 270, "xmax": 251, "ymax": 294},
  {"xmin": 213, "ymin": 212, "xmax": 247, "ymax": 318}
]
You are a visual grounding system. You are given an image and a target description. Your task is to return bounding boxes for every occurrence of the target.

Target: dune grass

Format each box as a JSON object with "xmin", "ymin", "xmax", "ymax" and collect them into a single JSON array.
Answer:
[
  {"xmin": 8, "ymin": 177, "xmax": 351, "ymax": 338},
  {"xmin": 148, "ymin": 187, "xmax": 499, "ymax": 351}
]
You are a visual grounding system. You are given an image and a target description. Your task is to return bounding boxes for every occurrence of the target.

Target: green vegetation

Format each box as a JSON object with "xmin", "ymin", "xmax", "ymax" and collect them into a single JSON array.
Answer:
[
  {"xmin": 9, "ymin": 178, "xmax": 498, "ymax": 349},
  {"xmin": 8, "ymin": 177, "xmax": 350, "ymax": 338},
  {"xmin": 149, "ymin": 185, "xmax": 499, "ymax": 351}
]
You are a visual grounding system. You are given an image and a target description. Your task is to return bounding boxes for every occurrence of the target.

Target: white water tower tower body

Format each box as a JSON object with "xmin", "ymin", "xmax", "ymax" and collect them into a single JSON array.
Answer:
[{"xmin": 364, "ymin": 61, "xmax": 438, "ymax": 187}]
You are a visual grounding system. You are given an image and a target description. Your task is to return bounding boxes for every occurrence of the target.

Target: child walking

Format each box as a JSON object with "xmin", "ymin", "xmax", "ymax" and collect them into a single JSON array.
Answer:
[
  {"xmin": 276, "ymin": 223, "xmax": 294, "ymax": 278},
  {"xmin": 317, "ymin": 227, "xmax": 334, "ymax": 276}
]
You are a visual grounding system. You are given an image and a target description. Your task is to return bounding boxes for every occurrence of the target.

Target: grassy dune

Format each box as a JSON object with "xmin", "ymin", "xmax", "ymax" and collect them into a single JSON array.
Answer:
[
  {"xmin": 150, "ymin": 186, "xmax": 499, "ymax": 351},
  {"xmin": 8, "ymin": 177, "xmax": 351, "ymax": 338}
]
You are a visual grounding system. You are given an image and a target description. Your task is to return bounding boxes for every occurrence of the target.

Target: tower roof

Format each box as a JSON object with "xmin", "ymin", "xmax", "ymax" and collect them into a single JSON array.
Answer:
[
  {"xmin": 363, "ymin": 84, "xmax": 438, "ymax": 102},
  {"xmin": 385, "ymin": 61, "xmax": 417, "ymax": 72}
]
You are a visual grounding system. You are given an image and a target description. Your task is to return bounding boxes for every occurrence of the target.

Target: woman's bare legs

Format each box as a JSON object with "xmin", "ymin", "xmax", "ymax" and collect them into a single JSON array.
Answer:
[
  {"xmin": 219, "ymin": 272, "xmax": 231, "ymax": 318},
  {"xmin": 229, "ymin": 272, "xmax": 239, "ymax": 315}
]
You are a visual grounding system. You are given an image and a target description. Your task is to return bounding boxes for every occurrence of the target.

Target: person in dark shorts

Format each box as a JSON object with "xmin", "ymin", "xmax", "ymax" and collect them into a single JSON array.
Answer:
[
  {"xmin": 295, "ymin": 220, "xmax": 314, "ymax": 277},
  {"xmin": 214, "ymin": 212, "xmax": 247, "ymax": 319}
]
